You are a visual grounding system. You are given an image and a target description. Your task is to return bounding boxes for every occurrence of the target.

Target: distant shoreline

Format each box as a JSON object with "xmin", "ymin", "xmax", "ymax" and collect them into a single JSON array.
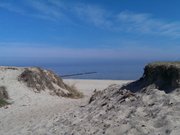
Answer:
[{"xmin": 63, "ymin": 78, "xmax": 134, "ymax": 81}]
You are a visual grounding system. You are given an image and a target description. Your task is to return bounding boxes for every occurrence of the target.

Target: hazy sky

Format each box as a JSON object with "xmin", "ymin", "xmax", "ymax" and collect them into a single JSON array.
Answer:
[{"xmin": 0, "ymin": 0, "xmax": 180, "ymax": 64}]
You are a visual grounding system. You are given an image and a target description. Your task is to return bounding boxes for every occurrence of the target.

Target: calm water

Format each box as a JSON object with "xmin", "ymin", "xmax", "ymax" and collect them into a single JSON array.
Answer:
[
  {"xmin": 42, "ymin": 60, "xmax": 147, "ymax": 80},
  {"xmin": 2, "ymin": 59, "xmax": 149, "ymax": 80}
]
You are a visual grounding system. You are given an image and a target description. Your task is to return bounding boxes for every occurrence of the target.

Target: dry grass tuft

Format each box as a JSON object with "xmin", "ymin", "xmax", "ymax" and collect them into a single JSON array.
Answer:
[
  {"xmin": 18, "ymin": 68, "xmax": 84, "ymax": 98},
  {"xmin": 0, "ymin": 86, "xmax": 9, "ymax": 99},
  {"xmin": 65, "ymin": 84, "xmax": 84, "ymax": 99},
  {"xmin": 0, "ymin": 86, "xmax": 10, "ymax": 107}
]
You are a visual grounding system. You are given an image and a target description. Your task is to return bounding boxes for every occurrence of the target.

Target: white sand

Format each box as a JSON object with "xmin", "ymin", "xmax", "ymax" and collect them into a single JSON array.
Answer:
[
  {"xmin": 64, "ymin": 79, "xmax": 131, "ymax": 96},
  {"xmin": 57, "ymin": 84, "xmax": 180, "ymax": 135},
  {"xmin": 0, "ymin": 69, "xmax": 129, "ymax": 135},
  {"xmin": 1, "ymin": 68, "xmax": 180, "ymax": 135}
]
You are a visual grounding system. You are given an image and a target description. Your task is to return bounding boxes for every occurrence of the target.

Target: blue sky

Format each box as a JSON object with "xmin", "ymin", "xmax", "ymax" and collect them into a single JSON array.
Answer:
[{"xmin": 0, "ymin": 0, "xmax": 180, "ymax": 65}]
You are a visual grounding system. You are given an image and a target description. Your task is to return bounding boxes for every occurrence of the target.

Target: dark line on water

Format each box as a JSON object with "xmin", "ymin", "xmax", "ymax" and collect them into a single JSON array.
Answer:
[{"xmin": 61, "ymin": 72, "xmax": 97, "ymax": 78}]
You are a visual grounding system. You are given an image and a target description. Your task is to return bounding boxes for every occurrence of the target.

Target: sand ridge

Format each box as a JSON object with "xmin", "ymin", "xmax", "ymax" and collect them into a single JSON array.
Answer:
[
  {"xmin": 0, "ymin": 71, "xmax": 127, "ymax": 135},
  {"xmin": 1, "ymin": 65, "xmax": 180, "ymax": 135}
]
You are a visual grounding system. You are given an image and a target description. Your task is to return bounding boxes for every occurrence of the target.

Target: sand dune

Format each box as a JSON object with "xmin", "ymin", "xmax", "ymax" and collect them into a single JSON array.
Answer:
[
  {"xmin": 0, "ymin": 66, "xmax": 127, "ymax": 135},
  {"xmin": 0, "ymin": 63, "xmax": 180, "ymax": 135},
  {"xmin": 54, "ymin": 84, "xmax": 180, "ymax": 135}
]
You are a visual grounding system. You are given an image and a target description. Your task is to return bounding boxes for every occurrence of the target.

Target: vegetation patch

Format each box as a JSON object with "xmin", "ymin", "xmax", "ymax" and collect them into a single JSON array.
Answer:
[
  {"xmin": 18, "ymin": 68, "xmax": 84, "ymax": 98},
  {"xmin": 0, "ymin": 98, "xmax": 9, "ymax": 107},
  {"xmin": 0, "ymin": 86, "xmax": 9, "ymax": 108},
  {"xmin": 122, "ymin": 62, "xmax": 180, "ymax": 93},
  {"xmin": 65, "ymin": 84, "xmax": 84, "ymax": 99}
]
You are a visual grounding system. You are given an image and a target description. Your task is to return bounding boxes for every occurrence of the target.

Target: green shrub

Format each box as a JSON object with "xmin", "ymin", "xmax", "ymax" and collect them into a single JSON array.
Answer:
[{"xmin": 0, "ymin": 98, "xmax": 9, "ymax": 107}]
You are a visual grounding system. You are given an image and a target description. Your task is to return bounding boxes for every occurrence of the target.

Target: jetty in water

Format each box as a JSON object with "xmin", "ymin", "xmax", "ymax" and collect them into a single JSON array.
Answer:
[{"xmin": 61, "ymin": 72, "xmax": 97, "ymax": 78}]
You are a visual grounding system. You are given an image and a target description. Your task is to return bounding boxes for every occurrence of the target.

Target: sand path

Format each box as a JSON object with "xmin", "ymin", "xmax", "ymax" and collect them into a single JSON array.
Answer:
[{"xmin": 0, "ymin": 79, "xmax": 129, "ymax": 135}]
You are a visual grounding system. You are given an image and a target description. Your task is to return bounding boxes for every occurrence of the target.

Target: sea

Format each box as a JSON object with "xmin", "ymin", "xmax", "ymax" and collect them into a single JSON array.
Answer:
[
  {"xmin": 41, "ymin": 60, "xmax": 149, "ymax": 80},
  {"xmin": 3, "ymin": 58, "xmax": 151, "ymax": 80}
]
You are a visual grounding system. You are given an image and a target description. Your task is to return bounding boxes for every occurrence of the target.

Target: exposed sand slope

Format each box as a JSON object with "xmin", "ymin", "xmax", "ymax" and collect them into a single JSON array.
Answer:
[
  {"xmin": 0, "ymin": 67, "xmax": 81, "ymax": 135},
  {"xmin": 0, "ymin": 70, "xmax": 127, "ymax": 135},
  {"xmin": 46, "ymin": 62, "xmax": 180, "ymax": 135},
  {"xmin": 53, "ymin": 85, "xmax": 180, "ymax": 135},
  {"xmin": 2, "ymin": 63, "xmax": 179, "ymax": 135}
]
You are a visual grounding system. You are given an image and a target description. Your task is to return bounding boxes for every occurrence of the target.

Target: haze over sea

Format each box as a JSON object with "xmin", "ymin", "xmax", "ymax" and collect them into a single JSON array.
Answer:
[{"xmin": 0, "ymin": 58, "xmax": 168, "ymax": 80}]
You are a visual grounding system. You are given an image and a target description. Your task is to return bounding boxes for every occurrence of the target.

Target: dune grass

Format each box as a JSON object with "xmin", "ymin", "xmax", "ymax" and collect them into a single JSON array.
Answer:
[
  {"xmin": 65, "ymin": 84, "xmax": 84, "ymax": 99},
  {"xmin": 0, "ymin": 98, "xmax": 9, "ymax": 107},
  {"xmin": 148, "ymin": 61, "xmax": 180, "ymax": 67}
]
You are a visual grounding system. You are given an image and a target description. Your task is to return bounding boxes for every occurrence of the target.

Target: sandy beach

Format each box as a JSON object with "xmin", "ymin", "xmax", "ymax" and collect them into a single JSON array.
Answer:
[
  {"xmin": 1, "ymin": 64, "xmax": 180, "ymax": 135},
  {"xmin": 64, "ymin": 79, "xmax": 131, "ymax": 96},
  {"xmin": 0, "ymin": 76, "xmax": 130, "ymax": 135}
]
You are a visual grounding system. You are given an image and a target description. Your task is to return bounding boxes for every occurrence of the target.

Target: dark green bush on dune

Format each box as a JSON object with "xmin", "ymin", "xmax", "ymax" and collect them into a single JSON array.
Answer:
[
  {"xmin": 0, "ymin": 86, "xmax": 9, "ymax": 107},
  {"xmin": 0, "ymin": 99, "xmax": 9, "ymax": 107}
]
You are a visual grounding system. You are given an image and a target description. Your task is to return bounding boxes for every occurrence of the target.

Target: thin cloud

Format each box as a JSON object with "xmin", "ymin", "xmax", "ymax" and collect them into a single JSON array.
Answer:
[
  {"xmin": 74, "ymin": 4, "xmax": 112, "ymax": 28},
  {"xmin": 0, "ymin": 2, "xmax": 26, "ymax": 14},
  {"xmin": 117, "ymin": 11, "xmax": 180, "ymax": 37},
  {"xmin": 0, "ymin": 42, "xmax": 179, "ymax": 60},
  {"xmin": 1, "ymin": 1, "xmax": 180, "ymax": 38},
  {"xmin": 26, "ymin": 0, "xmax": 64, "ymax": 21},
  {"xmin": 0, "ymin": 0, "xmax": 65, "ymax": 21}
]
